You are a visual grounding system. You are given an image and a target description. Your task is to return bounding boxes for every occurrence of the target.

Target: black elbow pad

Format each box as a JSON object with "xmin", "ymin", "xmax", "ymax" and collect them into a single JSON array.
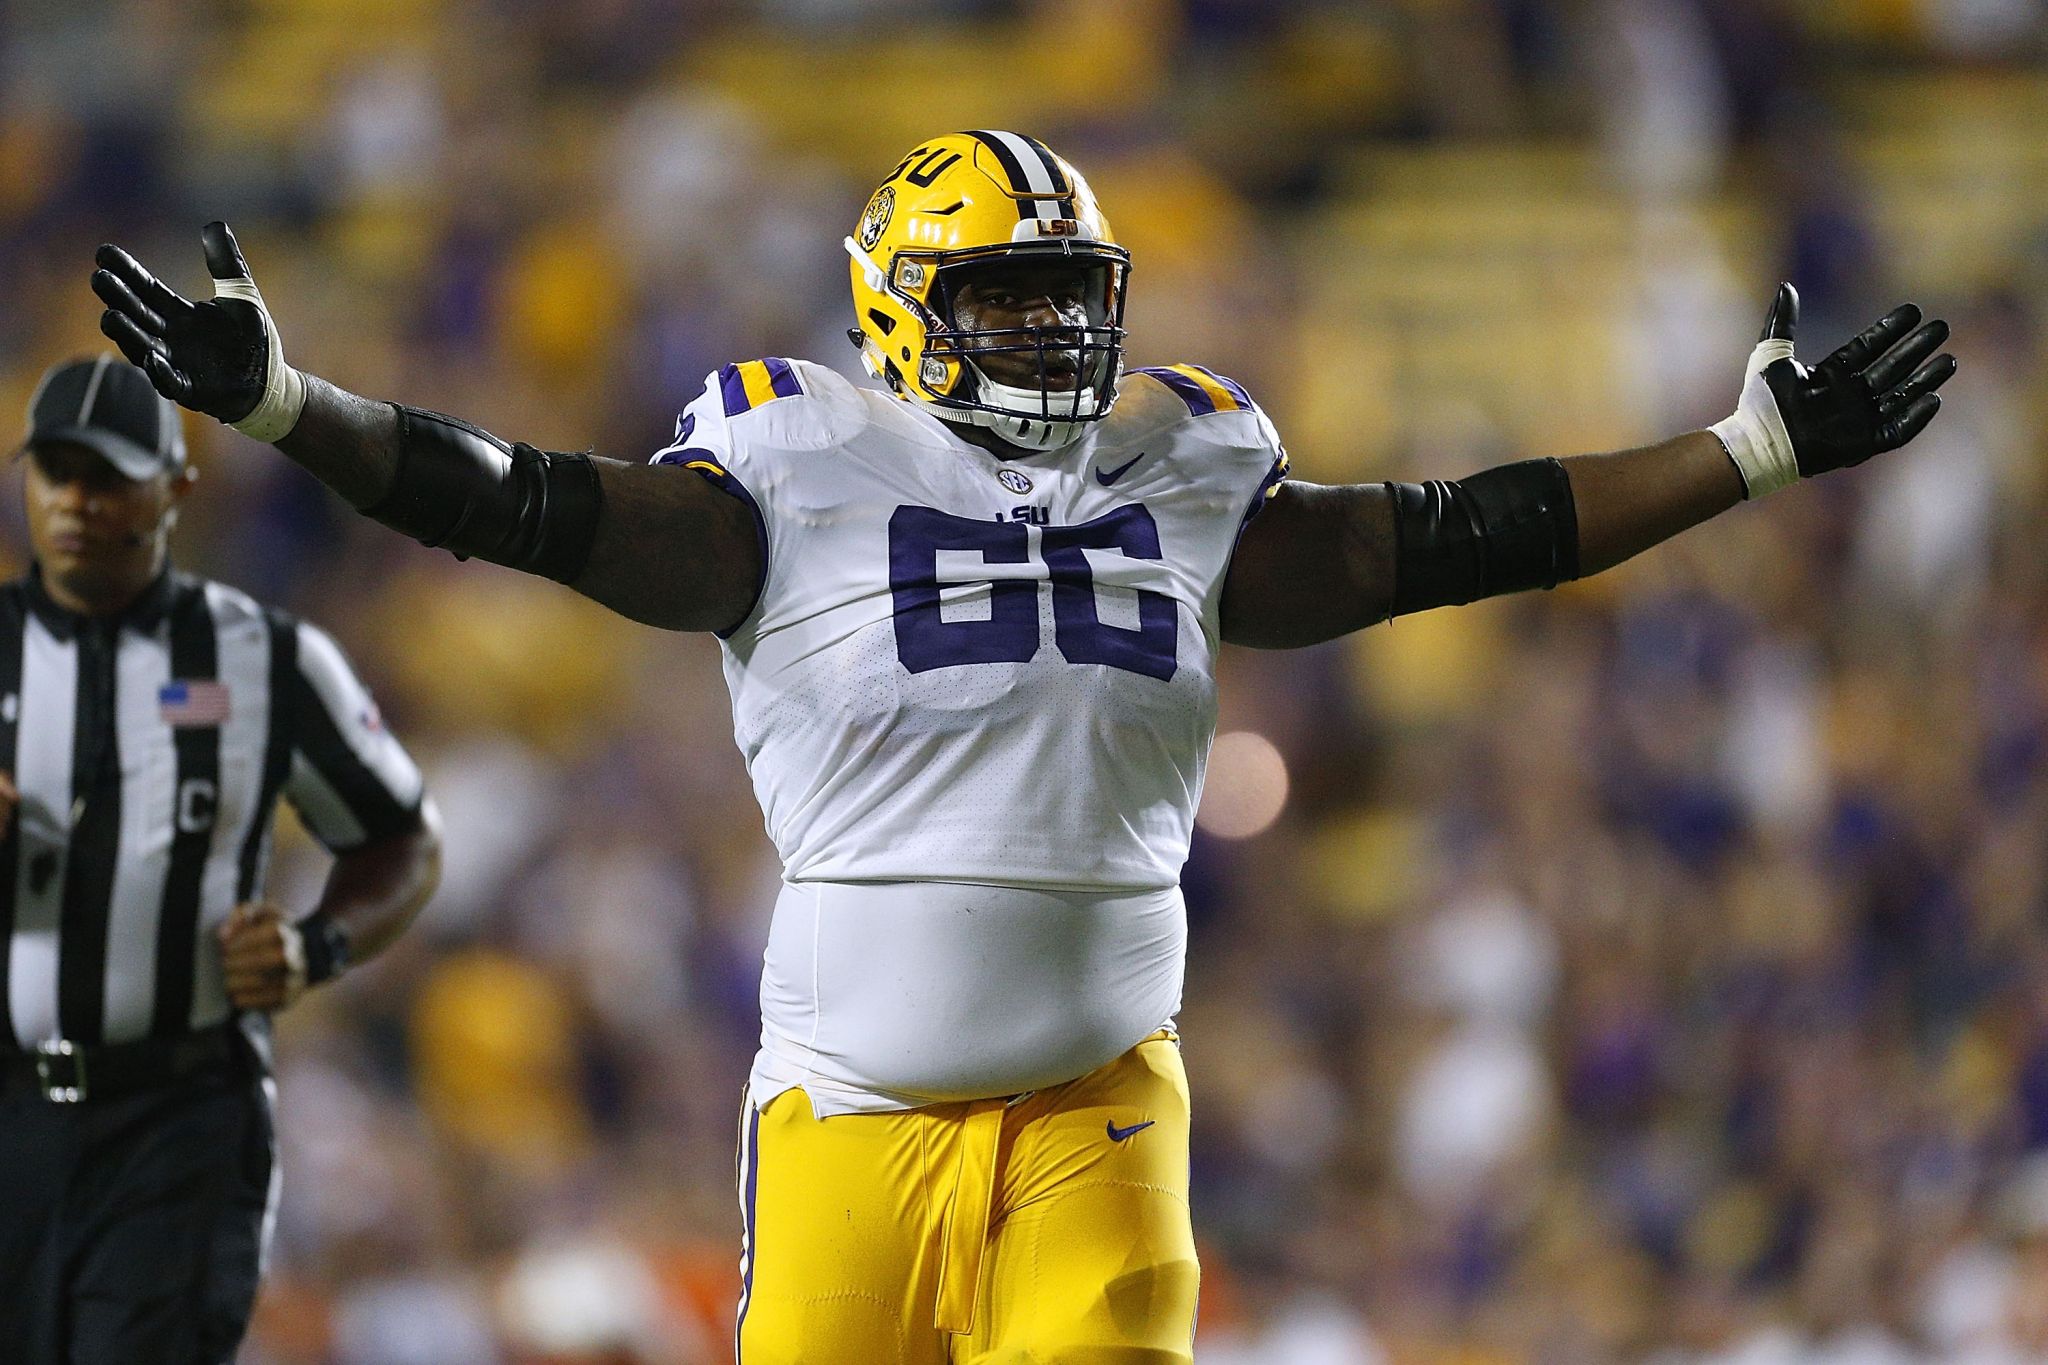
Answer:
[
  {"xmin": 360, "ymin": 406, "xmax": 603, "ymax": 584},
  {"xmin": 1387, "ymin": 457, "xmax": 1579, "ymax": 617}
]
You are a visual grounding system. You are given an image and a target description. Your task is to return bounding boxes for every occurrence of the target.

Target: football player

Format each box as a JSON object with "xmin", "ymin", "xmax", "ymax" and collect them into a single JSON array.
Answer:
[{"xmin": 91, "ymin": 130, "xmax": 1954, "ymax": 1363}]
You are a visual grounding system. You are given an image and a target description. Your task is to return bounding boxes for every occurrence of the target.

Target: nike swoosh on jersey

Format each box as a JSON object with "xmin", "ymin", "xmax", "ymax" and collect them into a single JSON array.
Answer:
[
  {"xmin": 1096, "ymin": 453, "xmax": 1145, "ymax": 486},
  {"xmin": 1106, "ymin": 1118, "xmax": 1156, "ymax": 1142}
]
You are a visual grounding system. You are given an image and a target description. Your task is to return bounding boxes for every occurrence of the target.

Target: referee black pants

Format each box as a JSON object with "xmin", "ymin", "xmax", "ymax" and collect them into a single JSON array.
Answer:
[{"xmin": 0, "ymin": 1066, "xmax": 274, "ymax": 1364}]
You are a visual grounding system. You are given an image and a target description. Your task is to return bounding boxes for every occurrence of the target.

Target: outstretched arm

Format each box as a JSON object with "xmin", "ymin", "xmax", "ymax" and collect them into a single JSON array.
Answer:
[
  {"xmin": 270, "ymin": 380, "xmax": 760, "ymax": 631},
  {"xmin": 1221, "ymin": 285, "xmax": 1955, "ymax": 649},
  {"xmin": 91, "ymin": 223, "xmax": 760, "ymax": 632}
]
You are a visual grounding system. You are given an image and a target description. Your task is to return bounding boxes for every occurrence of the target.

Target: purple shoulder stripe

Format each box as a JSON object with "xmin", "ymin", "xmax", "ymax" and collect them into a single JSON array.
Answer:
[
  {"xmin": 1192, "ymin": 364, "xmax": 1253, "ymax": 411},
  {"xmin": 719, "ymin": 364, "xmax": 750, "ymax": 418},
  {"xmin": 763, "ymin": 356, "xmax": 804, "ymax": 400},
  {"xmin": 1130, "ymin": 366, "xmax": 1218, "ymax": 416},
  {"xmin": 719, "ymin": 359, "xmax": 806, "ymax": 417}
]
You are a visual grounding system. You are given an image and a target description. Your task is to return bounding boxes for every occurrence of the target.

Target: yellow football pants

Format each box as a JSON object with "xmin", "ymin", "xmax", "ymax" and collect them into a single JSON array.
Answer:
[{"xmin": 734, "ymin": 1032, "xmax": 1199, "ymax": 1364}]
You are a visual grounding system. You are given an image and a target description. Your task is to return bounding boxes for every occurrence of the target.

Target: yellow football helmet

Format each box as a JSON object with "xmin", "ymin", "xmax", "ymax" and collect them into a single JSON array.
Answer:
[{"xmin": 846, "ymin": 131, "xmax": 1130, "ymax": 450}]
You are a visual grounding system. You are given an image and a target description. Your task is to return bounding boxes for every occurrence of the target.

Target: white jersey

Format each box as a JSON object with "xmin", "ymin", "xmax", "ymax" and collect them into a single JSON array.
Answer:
[
  {"xmin": 751, "ymin": 879, "xmax": 1189, "ymax": 1115},
  {"xmin": 660, "ymin": 357, "xmax": 1288, "ymax": 890},
  {"xmin": 655, "ymin": 356, "xmax": 1288, "ymax": 1112}
]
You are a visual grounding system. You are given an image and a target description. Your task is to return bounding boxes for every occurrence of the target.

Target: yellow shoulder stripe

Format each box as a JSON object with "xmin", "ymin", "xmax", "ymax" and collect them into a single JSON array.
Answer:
[
  {"xmin": 1167, "ymin": 363, "xmax": 1246, "ymax": 413},
  {"xmin": 718, "ymin": 358, "xmax": 806, "ymax": 417}
]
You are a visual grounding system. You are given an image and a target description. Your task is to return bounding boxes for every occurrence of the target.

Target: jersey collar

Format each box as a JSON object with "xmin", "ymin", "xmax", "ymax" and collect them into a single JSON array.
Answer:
[{"xmin": 23, "ymin": 563, "xmax": 179, "ymax": 641}]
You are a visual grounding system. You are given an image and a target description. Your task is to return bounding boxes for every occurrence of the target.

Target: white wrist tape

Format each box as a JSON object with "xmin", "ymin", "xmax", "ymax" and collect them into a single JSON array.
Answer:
[
  {"xmin": 213, "ymin": 276, "xmax": 308, "ymax": 443},
  {"xmin": 1708, "ymin": 338, "xmax": 1799, "ymax": 499}
]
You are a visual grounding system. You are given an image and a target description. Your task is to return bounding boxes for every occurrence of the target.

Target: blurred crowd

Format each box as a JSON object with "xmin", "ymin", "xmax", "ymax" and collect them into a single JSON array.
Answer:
[{"xmin": 5, "ymin": 0, "xmax": 2048, "ymax": 1361}]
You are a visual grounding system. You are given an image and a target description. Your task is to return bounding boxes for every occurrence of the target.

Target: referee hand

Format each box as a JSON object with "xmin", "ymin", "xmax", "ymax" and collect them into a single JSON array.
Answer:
[{"xmin": 218, "ymin": 901, "xmax": 309, "ymax": 1012}]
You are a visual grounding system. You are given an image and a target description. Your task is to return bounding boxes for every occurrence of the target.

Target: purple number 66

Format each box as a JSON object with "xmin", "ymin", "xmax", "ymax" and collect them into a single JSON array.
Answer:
[{"xmin": 888, "ymin": 504, "xmax": 1177, "ymax": 680}]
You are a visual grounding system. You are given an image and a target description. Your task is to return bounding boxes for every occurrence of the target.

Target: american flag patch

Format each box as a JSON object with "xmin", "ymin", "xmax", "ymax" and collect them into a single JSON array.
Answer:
[{"xmin": 159, "ymin": 680, "xmax": 231, "ymax": 727}]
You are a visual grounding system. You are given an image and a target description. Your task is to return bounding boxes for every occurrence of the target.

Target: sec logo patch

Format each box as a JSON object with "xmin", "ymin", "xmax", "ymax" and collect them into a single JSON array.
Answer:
[
  {"xmin": 997, "ymin": 468, "xmax": 1033, "ymax": 495},
  {"xmin": 859, "ymin": 186, "xmax": 895, "ymax": 250}
]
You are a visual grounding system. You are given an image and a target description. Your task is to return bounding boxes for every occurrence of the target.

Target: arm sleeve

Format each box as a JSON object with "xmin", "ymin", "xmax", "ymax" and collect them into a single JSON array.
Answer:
[{"xmin": 281, "ymin": 622, "xmax": 427, "ymax": 852}]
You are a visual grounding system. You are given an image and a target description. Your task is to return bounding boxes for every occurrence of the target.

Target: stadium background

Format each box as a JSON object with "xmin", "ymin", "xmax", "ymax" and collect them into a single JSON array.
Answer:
[{"xmin": 5, "ymin": 1, "xmax": 2048, "ymax": 1360}]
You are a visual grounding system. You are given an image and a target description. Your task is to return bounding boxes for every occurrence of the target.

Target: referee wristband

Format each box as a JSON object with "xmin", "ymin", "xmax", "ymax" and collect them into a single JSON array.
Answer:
[{"xmin": 295, "ymin": 911, "xmax": 352, "ymax": 986}]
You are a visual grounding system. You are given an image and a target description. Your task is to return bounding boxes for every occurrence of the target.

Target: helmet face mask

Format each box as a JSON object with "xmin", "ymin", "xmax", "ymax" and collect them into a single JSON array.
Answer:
[
  {"xmin": 846, "ymin": 132, "xmax": 1130, "ymax": 451},
  {"xmin": 929, "ymin": 252, "xmax": 1124, "ymax": 432}
]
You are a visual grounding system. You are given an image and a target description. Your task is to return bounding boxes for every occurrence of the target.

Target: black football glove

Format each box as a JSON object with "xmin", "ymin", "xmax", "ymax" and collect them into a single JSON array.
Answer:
[
  {"xmin": 1711, "ymin": 282, "xmax": 1957, "ymax": 497},
  {"xmin": 91, "ymin": 221, "xmax": 306, "ymax": 441}
]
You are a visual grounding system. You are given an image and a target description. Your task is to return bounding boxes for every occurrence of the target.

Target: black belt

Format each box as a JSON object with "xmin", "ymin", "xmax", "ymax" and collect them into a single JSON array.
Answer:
[{"xmin": 1, "ymin": 1025, "xmax": 242, "ymax": 1103}]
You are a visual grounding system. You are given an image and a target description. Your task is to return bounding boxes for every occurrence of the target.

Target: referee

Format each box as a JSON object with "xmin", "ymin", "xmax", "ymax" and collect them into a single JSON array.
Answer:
[{"xmin": 0, "ymin": 356, "xmax": 442, "ymax": 1363}]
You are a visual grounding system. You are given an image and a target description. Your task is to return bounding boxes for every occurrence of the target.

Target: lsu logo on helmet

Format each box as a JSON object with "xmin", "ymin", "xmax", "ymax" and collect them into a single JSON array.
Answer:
[
  {"xmin": 844, "ymin": 131, "xmax": 1131, "ymax": 451},
  {"xmin": 858, "ymin": 186, "xmax": 895, "ymax": 251}
]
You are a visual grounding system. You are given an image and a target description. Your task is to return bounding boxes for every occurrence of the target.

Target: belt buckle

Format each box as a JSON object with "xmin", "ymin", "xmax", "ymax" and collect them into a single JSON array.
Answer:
[{"xmin": 34, "ymin": 1039, "xmax": 86, "ymax": 1103}]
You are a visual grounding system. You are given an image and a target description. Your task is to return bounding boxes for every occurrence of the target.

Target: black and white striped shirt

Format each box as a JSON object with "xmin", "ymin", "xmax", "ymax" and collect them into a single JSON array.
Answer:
[{"xmin": 0, "ymin": 568, "xmax": 425, "ymax": 1048}]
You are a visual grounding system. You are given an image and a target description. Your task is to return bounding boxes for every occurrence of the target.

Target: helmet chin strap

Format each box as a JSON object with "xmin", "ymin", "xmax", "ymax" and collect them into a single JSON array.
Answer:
[
  {"xmin": 936, "ymin": 405, "xmax": 1086, "ymax": 453},
  {"xmin": 937, "ymin": 351, "xmax": 1109, "ymax": 450},
  {"xmin": 938, "ymin": 371, "xmax": 1095, "ymax": 451}
]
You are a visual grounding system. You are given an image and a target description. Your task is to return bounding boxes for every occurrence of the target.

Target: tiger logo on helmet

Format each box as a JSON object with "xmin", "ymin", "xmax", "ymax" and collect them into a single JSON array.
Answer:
[{"xmin": 845, "ymin": 131, "xmax": 1130, "ymax": 452}]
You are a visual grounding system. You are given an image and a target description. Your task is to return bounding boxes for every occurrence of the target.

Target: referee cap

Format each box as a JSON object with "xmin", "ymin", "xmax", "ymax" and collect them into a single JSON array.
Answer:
[{"xmin": 23, "ymin": 354, "xmax": 186, "ymax": 481}]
